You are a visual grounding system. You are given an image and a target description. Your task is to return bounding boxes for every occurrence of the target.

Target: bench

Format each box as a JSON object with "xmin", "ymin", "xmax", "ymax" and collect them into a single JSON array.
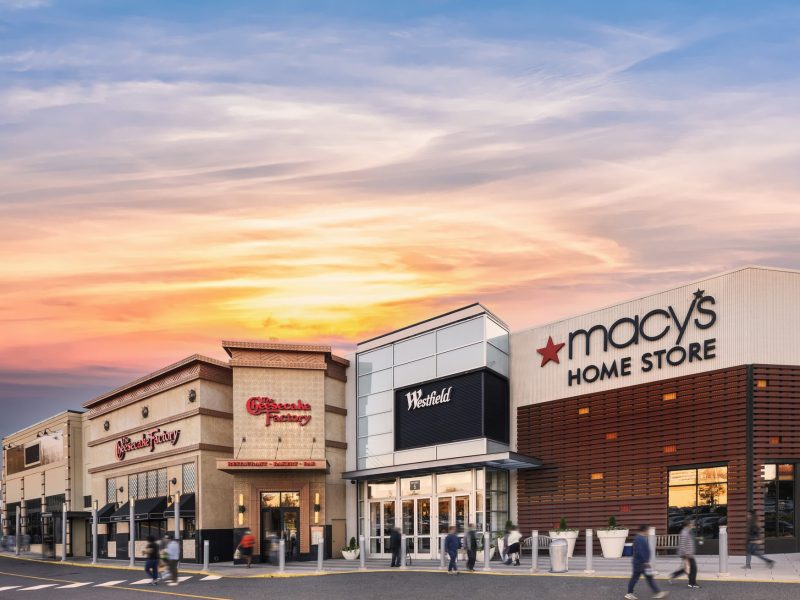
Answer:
[
  {"xmin": 520, "ymin": 535, "xmax": 552, "ymax": 554},
  {"xmin": 517, "ymin": 533, "xmax": 679, "ymax": 556}
]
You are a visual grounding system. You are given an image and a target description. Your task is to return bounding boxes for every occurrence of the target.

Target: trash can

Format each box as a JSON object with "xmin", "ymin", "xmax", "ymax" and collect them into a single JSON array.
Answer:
[
  {"xmin": 622, "ymin": 542, "xmax": 633, "ymax": 557},
  {"xmin": 549, "ymin": 538, "xmax": 568, "ymax": 573}
]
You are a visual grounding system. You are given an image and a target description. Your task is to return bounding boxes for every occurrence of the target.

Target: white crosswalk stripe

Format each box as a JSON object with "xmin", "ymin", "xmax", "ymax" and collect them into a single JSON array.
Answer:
[
  {"xmin": 94, "ymin": 580, "xmax": 127, "ymax": 587},
  {"xmin": 201, "ymin": 575, "xmax": 222, "ymax": 580},
  {"xmin": 177, "ymin": 576, "xmax": 193, "ymax": 583},
  {"xmin": 0, "ymin": 586, "xmax": 21, "ymax": 591},
  {"xmin": 19, "ymin": 584, "xmax": 58, "ymax": 590},
  {"xmin": 130, "ymin": 578, "xmax": 157, "ymax": 585},
  {"xmin": 55, "ymin": 582, "xmax": 94, "ymax": 589}
]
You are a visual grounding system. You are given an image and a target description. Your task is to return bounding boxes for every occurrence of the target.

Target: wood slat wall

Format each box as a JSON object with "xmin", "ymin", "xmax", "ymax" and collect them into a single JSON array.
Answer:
[{"xmin": 518, "ymin": 366, "xmax": 753, "ymax": 553}]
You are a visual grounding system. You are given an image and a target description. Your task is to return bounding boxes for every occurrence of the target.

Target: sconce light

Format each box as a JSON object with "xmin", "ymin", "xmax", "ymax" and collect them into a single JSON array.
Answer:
[
  {"xmin": 141, "ymin": 406, "xmax": 149, "ymax": 418},
  {"xmin": 314, "ymin": 492, "xmax": 321, "ymax": 524},
  {"xmin": 118, "ymin": 486, "xmax": 124, "ymax": 493},
  {"xmin": 170, "ymin": 478, "xmax": 177, "ymax": 485},
  {"xmin": 103, "ymin": 421, "xmax": 110, "ymax": 431},
  {"xmin": 188, "ymin": 389, "xmax": 196, "ymax": 403},
  {"xmin": 237, "ymin": 494, "xmax": 245, "ymax": 525}
]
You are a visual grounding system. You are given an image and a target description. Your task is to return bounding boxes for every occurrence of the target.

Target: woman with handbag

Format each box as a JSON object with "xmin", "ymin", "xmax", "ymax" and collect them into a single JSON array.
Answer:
[{"xmin": 669, "ymin": 517, "xmax": 700, "ymax": 588}]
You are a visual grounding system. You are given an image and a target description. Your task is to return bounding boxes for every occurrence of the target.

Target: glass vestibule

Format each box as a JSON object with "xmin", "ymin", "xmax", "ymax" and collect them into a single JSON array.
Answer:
[{"xmin": 363, "ymin": 469, "xmax": 508, "ymax": 559}]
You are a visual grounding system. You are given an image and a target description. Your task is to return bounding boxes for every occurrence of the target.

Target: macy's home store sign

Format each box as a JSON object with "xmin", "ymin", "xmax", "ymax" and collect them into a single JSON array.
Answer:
[{"xmin": 538, "ymin": 289, "xmax": 718, "ymax": 386}]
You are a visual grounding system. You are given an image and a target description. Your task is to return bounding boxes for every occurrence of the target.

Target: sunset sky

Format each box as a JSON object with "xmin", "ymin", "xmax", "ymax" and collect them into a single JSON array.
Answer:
[{"xmin": 2, "ymin": 0, "xmax": 800, "ymax": 438}]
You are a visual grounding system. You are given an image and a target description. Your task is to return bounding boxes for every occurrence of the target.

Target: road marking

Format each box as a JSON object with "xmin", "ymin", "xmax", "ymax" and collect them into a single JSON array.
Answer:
[
  {"xmin": 56, "ymin": 582, "xmax": 95, "ymax": 589},
  {"xmin": 132, "ymin": 578, "xmax": 158, "ymax": 585},
  {"xmin": 0, "ymin": 571, "xmax": 75, "ymax": 584},
  {"xmin": 95, "ymin": 579, "xmax": 128, "ymax": 587},
  {"xmin": 200, "ymin": 575, "xmax": 221, "ymax": 580},
  {"xmin": 177, "ymin": 576, "xmax": 193, "ymax": 583},
  {"xmin": 0, "ymin": 586, "xmax": 21, "ymax": 591},
  {"xmin": 20, "ymin": 584, "xmax": 59, "ymax": 590}
]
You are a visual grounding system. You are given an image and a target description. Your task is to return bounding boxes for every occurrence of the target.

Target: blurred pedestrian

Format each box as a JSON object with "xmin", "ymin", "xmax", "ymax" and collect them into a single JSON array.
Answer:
[
  {"xmin": 445, "ymin": 526, "xmax": 460, "ymax": 574},
  {"xmin": 669, "ymin": 518, "xmax": 699, "ymax": 588},
  {"xmin": 625, "ymin": 525, "xmax": 668, "ymax": 600},
  {"xmin": 238, "ymin": 529, "xmax": 255, "ymax": 568},
  {"xmin": 142, "ymin": 535, "xmax": 160, "ymax": 585},
  {"xmin": 464, "ymin": 524, "xmax": 477, "ymax": 571},
  {"xmin": 166, "ymin": 534, "xmax": 180, "ymax": 586},
  {"xmin": 505, "ymin": 525, "xmax": 522, "ymax": 566},
  {"xmin": 744, "ymin": 510, "xmax": 775, "ymax": 569},
  {"xmin": 389, "ymin": 527, "xmax": 402, "ymax": 567}
]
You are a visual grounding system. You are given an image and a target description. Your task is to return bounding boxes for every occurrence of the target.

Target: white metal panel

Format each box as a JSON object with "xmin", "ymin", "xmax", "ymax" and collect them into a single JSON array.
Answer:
[
  {"xmin": 394, "ymin": 447, "xmax": 437, "ymax": 465},
  {"xmin": 435, "ymin": 438, "xmax": 487, "ymax": 460},
  {"xmin": 511, "ymin": 266, "xmax": 800, "ymax": 407}
]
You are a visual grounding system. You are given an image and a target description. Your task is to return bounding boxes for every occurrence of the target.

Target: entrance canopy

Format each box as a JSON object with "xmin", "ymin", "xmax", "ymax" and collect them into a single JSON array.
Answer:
[
  {"xmin": 341, "ymin": 451, "xmax": 540, "ymax": 481},
  {"xmin": 96, "ymin": 502, "xmax": 117, "ymax": 524},
  {"xmin": 158, "ymin": 493, "xmax": 195, "ymax": 519}
]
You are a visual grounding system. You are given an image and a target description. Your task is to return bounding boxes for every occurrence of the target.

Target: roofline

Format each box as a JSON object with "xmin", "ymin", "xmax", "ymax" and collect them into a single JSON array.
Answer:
[
  {"xmin": 82, "ymin": 354, "xmax": 230, "ymax": 409},
  {"xmin": 221, "ymin": 340, "xmax": 349, "ymax": 366},
  {"xmin": 513, "ymin": 264, "xmax": 800, "ymax": 335},
  {"xmin": 2, "ymin": 409, "xmax": 83, "ymax": 443},
  {"xmin": 357, "ymin": 302, "xmax": 508, "ymax": 347}
]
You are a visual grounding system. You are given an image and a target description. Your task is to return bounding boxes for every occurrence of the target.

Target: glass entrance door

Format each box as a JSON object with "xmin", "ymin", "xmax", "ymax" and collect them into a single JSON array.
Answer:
[
  {"xmin": 368, "ymin": 500, "xmax": 395, "ymax": 556},
  {"xmin": 401, "ymin": 498, "xmax": 432, "ymax": 558}
]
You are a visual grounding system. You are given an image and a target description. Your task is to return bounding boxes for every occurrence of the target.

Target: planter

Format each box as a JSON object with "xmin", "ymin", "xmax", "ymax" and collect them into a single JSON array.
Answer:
[
  {"xmin": 597, "ymin": 529, "xmax": 629, "ymax": 559},
  {"xmin": 342, "ymin": 549, "xmax": 360, "ymax": 560},
  {"xmin": 476, "ymin": 546, "xmax": 495, "ymax": 563},
  {"xmin": 548, "ymin": 530, "xmax": 579, "ymax": 558}
]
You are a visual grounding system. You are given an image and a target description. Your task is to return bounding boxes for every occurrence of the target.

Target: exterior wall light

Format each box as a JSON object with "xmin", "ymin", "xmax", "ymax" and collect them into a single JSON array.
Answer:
[
  {"xmin": 103, "ymin": 421, "xmax": 110, "ymax": 431},
  {"xmin": 188, "ymin": 389, "xmax": 197, "ymax": 402},
  {"xmin": 314, "ymin": 492, "xmax": 321, "ymax": 524},
  {"xmin": 141, "ymin": 406, "xmax": 149, "ymax": 418}
]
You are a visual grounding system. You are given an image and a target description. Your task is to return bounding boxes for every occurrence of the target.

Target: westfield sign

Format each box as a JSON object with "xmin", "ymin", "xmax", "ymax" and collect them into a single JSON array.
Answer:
[
  {"xmin": 537, "ymin": 289, "xmax": 718, "ymax": 387},
  {"xmin": 246, "ymin": 396, "xmax": 312, "ymax": 426},
  {"xmin": 115, "ymin": 428, "xmax": 181, "ymax": 461},
  {"xmin": 405, "ymin": 386, "xmax": 452, "ymax": 411}
]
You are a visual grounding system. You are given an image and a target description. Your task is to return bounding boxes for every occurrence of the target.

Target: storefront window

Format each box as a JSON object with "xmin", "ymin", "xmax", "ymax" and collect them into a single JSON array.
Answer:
[
  {"xmin": 762, "ymin": 463, "xmax": 795, "ymax": 538},
  {"xmin": 486, "ymin": 469, "xmax": 509, "ymax": 536},
  {"xmin": 368, "ymin": 480, "xmax": 396, "ymax": 499},
  {"xmin": 261, "ymin": 493, "xmax": 280, "ymax": 508},
  {"xmin": 25, "ymin": 499, "xmax": 42, "ymax": 543},
  {"xmin": 280, "ymin": 492, "xmax": 300, "ymax": 508},
  {"xmin": 401, "ymin": 476, "xmax": 432, "ymax": 496},
  {"xmin": 137, "ymin": 520, "xmax": 167, "ymax": 539},
  {"xmin": 668, "ymin": 465, "xmax": 728, "ymax": 536},
  {"xmin": 183, "ymin": 519, "xmax": 196, "ymax": 539},
  {"xmin": 436, "ymin": 471, "xmax": 471, "ymax": 494}
]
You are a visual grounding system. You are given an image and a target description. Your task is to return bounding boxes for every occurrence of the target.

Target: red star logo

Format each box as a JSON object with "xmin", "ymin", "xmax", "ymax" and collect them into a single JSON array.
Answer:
[{"xmin": 537, "ymin": 336, "xmax": 565, "ymax": 367}]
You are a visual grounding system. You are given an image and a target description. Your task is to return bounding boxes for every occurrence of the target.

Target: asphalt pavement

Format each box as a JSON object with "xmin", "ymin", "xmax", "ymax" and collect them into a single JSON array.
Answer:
[{"xmin": 0, "ymin": 555, "xmax": 798, "ymax": 600}]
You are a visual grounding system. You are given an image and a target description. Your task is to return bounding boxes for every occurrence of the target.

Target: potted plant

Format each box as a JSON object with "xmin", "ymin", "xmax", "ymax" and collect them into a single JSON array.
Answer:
[
  {"xmin": 549, "ymin": 517, "xmax": 579, "ymax": 558},
  {"xmin": 341, "ymin": 536, "xmax": 359, "ymax": 560},
  {"xmin": 597, "ymin": 516, "xmax": 629, "ymax": 558}
]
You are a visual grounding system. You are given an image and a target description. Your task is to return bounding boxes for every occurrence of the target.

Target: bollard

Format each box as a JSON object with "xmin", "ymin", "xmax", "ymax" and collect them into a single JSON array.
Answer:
[
  {"xmin": 359, "ymin": 534, "xmax": 366, "ymax": 570},
  {"xmin": 647, "ymin": 527, "xmax": 657, "ymax": 574},
  {"xmin": 440, "ymin": 535, "xmax": 446, "ymax": 569},
  {"xmin": 61, "ymin": 503, "xmax": 68, "ymax": 562},
  {"xmin": 203, "ymin": 540, "xmax": 210, "ymax": 572},
  {"xmin": 129, "ymin": 498, "xmax": 136, "ymax": 568},
  {"xmin": 530, "ymin": 530, "xmax": 538, "ymax": 573},
  {"xmin": 91, "ymin": 503, "xmax": 98, "ymax": 565},
  {"xmin": 15, "ymin": 512, "xmax": 20, "ymax": 556},
  {"xmin": 584, "ymin": 529, "xmax": 594, "ymax": 573},
  {"xmin": 316, "ymin": 537, "xmax": 324, "ymax": 572},
  {"xmin": 483, "ymin": 532, "xmax": 491, "ymax": 571},
  {"xmin": 278, "ymin": 538, "xmax": 286, "ymax": 573},
  {"xmin": 719, "ymin": 526, "xmax": 729, "ymax": 576},
  {"xmin": 400, "ymin": 536, "xmax": 406, "ymax": 569}
]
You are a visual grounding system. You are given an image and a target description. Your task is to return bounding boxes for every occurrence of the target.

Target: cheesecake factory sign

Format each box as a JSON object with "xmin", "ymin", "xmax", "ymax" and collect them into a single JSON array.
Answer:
[
  {"xmin": 246, "ymin": 396, "xmax": 312, "ymax": 427},
  {"xmin": 537, "ymin": 289, "xmax": 718, "ymax": 387},
  {"xmin": 115, "ymin": 428, "xmax": 181, "ymax": 461}
]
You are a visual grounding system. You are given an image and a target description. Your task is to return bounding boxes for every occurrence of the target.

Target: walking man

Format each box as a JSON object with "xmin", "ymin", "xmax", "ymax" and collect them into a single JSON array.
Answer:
[
  {"xmin": 389, "ymin": 526, "xmax": 402, "ymax": 567},
  {"xmin": 464, "ymin": 523, "xmax": 477, "ymax": 571},
  {"xmin": 744, "ymin": 510, "xmax": 775, "ymax": 569},
  {"xmin": 143, "ymin": 535, "xmax": 160, "ymax": 585},
  {"xmin": 669, "ymin": 518, "xmax": 700, "ymax": 588},
  {"xmin": 625, "ymin": 525, "xmax": 668, "ymax": 600},
  {"xmin": 445, "ymin": 526, "xmax": 460, "ymax": 574},
  {"xmin": 166, "ymin": 534, "xmax": 180, "ymax": 586}
]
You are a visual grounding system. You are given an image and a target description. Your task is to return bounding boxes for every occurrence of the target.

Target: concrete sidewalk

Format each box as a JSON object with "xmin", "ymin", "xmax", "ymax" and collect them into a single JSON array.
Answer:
[{"xmin": 3, "ymin": 550, "xmax": 799, "ymax": 583}]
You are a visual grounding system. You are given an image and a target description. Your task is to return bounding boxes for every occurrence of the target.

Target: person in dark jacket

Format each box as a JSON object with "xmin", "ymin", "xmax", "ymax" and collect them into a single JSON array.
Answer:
[
  {"xmin": 142, "ymin": 535, "xmax": 160, "ymax": 585},
  {"xmin": 464, "ymin": 524, "xmax": 478, "ymax": 571},
  {"xmin": 744, "ymin": 510, "xmax": 775, "ymax": 569},
  {"xmin": 625, "ymin": 525, "xmax": 668, "ymax": 600},
  {"xmin": 444, "ymin": 526, "xmax": 460, "ymax": 574},
  {"xmin": 669, "ymin": 517, "xmax": 699, "ymax": 588},
  {"xmin": 389, "ymin": 527, "xmax": 402, "ymax": 567}
]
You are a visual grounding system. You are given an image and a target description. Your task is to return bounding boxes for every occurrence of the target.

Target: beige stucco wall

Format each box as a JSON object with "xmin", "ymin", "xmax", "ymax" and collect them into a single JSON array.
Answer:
[
  {"xmin": 232, "ymin": 367, "xmax": 326, "ymax": 462},
  {"xmin": 199, "ymin": 452, "xmax": 234, "ymax": 530}
]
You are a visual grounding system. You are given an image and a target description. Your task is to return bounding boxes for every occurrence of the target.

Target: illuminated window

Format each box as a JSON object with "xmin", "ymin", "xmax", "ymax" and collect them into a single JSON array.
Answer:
[
  {"xmin": 662, "ymin": 392, "xmax": 677, "ymax": 401},
  {"xmin": 578, "ymin": 407, "xmax": 590, "ymax": 415},
  {"xmin": 769, "ymin": 436, "xmax": 781, "ymax": 445},
  {"xmin": 605, "ymin": 432, "xmax": 618, "ymax": 440},
  {"xmin": 590, "ymin": 472, "xmax": 604, "ymax": 480},
  {"xmin": 756, "ymin": 380, "xmax": 768, "ymax": 389},
  {"xmin": 668, "ymin": 465, "xmax": 728, "ymax": 534},
  {"xmin": 663, "ymin": 444, "xmax": 677, "ymax": 454}
]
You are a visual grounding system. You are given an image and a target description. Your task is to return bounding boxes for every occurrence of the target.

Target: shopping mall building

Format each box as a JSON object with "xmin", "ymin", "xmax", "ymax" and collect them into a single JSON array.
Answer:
[{"xmin": 2, "ymin": 266, "xmax": 799, "ymax": 560}]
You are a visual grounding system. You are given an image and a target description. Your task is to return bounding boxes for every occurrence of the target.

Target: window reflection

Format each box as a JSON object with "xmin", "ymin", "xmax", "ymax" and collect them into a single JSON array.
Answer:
[
  {"xmin": 668, "ymin": 465, "xmax": 728, "ymax": 537},
  {"xmin": 762, "ymin": 463, "xmax": 795, "ymax": 539}
]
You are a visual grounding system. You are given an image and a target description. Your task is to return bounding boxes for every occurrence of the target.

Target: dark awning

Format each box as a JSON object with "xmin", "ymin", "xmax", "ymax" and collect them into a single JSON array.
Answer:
[
  {"xmin": 159, "ymin": 493, "xmax": 195, "ymax": 519},
  {"xmin": 110, "ymin": 497, "xmax": 168, "ymax": 522},
  {"xmin": 97, "ymin": 502, "xmax": 117, "ymax": 524}
]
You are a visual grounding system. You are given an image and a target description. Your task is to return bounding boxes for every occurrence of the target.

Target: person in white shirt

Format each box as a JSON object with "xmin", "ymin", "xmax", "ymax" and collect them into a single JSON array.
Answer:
[
  {"xmin": 166, "ymin": 535, "xmax": 181, "ymax": 586},
  {"xmin": 505, "ymin": 526, "xmax": 523, "ymax": 566}
]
